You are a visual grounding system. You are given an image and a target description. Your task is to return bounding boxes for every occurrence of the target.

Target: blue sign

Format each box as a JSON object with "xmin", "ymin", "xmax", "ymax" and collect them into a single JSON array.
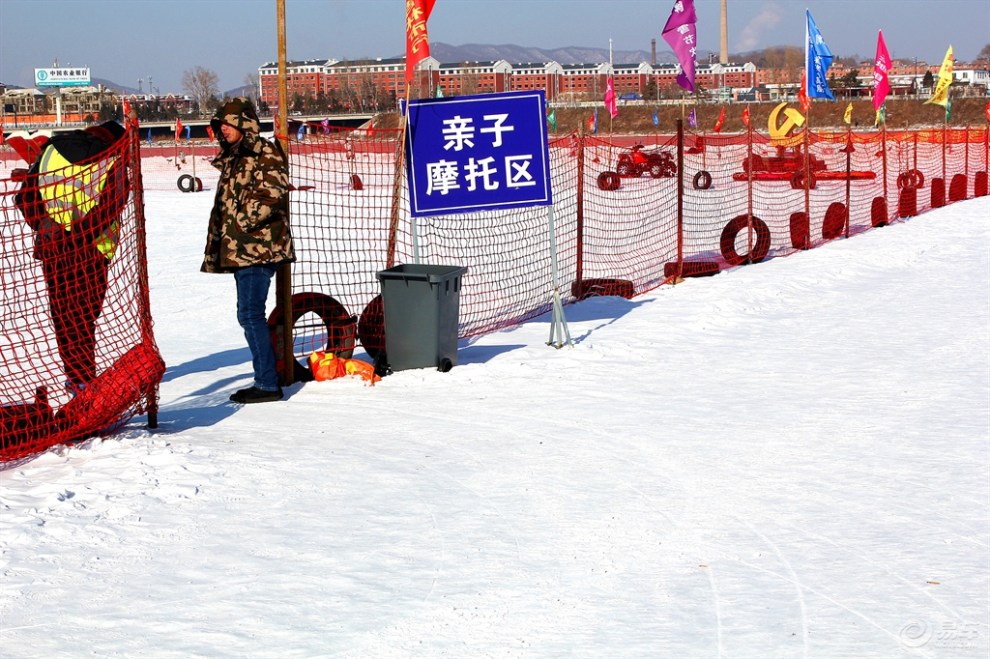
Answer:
[{"xmin": 404, "ymin": 90, "xmax": 553, "ymax": 217}]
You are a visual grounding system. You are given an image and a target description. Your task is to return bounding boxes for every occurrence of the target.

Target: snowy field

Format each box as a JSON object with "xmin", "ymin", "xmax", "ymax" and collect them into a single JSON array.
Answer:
[{"xmin": 1, "ymin": 187, "xmax": 988, "ymax": 657}]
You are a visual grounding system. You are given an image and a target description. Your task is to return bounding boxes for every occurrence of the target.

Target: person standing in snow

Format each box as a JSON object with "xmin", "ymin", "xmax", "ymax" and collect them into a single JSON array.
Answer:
[
  {"xmin": 201, "ymin": 97, "xmax": 294, "ymax": 404},
  {"xmin": 13, "ymin": 120, "xmax": 130, "ymax": 396}
]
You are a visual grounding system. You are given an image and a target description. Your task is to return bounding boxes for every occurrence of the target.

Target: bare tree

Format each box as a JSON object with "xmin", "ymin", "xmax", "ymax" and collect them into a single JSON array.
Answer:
[{"xmin": 182, "ymin": 66, "xmax": 220, "ymax": 116}]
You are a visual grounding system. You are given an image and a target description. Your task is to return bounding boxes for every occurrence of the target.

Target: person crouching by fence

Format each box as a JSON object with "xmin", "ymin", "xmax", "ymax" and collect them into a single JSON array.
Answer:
[
  {"xmin": 201, "ymin": 97, "xmax": 295, "ymax": 404},
  {"xmin": 13, "ymin": 121, "xmax": 130, "ymax": 397}
]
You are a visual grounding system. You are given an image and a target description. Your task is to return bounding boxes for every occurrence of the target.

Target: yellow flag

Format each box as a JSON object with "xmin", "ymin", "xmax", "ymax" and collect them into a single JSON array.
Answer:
[
  {"xmin": 927, "ymin": 45, "xmax": 953, "ymax": 108},
  {"xmin": 843, "ymin": 103, "xmax": 853, "ymax": 124}
]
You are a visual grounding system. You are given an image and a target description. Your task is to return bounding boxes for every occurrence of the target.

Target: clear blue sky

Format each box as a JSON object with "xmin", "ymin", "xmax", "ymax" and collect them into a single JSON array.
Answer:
[{"xmin": 1, "ymin": 0, "xmax": 987, "ymax": 94}]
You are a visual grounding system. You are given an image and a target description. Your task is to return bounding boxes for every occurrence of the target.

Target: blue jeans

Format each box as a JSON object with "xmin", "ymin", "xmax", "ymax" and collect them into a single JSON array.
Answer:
[{"xmin": 234, "ymin": 264, "xmax": 279, "ymax": 391}]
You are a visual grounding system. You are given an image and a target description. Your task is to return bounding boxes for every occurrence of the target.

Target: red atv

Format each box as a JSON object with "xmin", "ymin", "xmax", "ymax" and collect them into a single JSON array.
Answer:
[
  {"xmin": 741, "ymin": 146, "xmax": 827, "ymax": 175},
  {"xmin": 615, "ymin": 144, "xmax": 677, "ymax": 178}
]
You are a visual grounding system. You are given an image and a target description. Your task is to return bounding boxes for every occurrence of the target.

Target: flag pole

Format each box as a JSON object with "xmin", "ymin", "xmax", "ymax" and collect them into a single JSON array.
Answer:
[
  {"xmin": 880, "ymin": 116, "xmax": 888, "ymax": 208},
  {"xmin": 607, "ymin": 39, "xmax": 613, "ymax": 136},
  {"xmin": 387, "ymin": 86, "xmax": 411, "ymax": 269},
  {"xmin": 844, "ymin": 118, "xmax": 852, "ymax": 239}
]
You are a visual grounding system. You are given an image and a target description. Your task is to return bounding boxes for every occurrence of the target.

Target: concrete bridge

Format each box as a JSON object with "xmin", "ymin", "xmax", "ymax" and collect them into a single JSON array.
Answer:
[{"xmin": 4, "ymin": 113, "xmax": 376, "ymax": 138}]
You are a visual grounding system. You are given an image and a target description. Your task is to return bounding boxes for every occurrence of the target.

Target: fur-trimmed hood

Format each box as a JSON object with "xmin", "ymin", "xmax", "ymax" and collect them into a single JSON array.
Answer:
[{"xmin": 210, "ymin": 97, "xmax": 261, "ymax": 146}]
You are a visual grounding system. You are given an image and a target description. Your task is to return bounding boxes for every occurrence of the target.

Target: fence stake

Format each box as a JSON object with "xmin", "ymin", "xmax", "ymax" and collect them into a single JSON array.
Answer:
[
  {"xmin": 575, "ymin": 129, "xmax": 585, "ymax": 287},
  {"xmin": 676, "ymin": 118, "xmax": 684, "ymax": 275}
]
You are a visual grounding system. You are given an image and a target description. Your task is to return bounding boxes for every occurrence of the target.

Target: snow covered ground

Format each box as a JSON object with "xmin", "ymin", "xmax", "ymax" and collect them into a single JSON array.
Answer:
[{"xmin": 1, "ymin": 189, "xmax": 988, "ymax": 658}]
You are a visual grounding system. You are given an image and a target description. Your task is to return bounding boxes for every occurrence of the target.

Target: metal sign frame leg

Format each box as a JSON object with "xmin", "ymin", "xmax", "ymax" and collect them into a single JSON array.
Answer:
[{"xmin": 546, "ymin": 206, "xmax": 572, "ymax": 349}]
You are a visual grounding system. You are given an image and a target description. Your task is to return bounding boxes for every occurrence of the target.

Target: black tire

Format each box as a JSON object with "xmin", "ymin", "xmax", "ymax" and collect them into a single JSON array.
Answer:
[
  {"xmin": 791, "ymin": 170, "xmax": 817, "ymax": 190},
  {"xmin": 648, "ymin": 163, "xmax": 665, "ymax": 178},
  {"xmin": 660, "ymin": 160, "xmax": 677, "ymax": 177},
  {"xmin": 719, "ymin": 214, "xmax": 771, "ymax": 266},
  {"xmin": 870, "ymin": 197, "xmax": 888, "ymax": 228},
  {"xmin": 267, "ymin": 292, "xmax": 355, "ymax": 383},
  {"xmin": 692, "ymin": 170, "xmax": 712, "ymax": 190},
  {"xmin": 822, "ymin": 202, "xmax": 847, "ymax": 241},
  {"xmin": 358, "ymin": 295, "xmax": 385, "ymax": 360},
  {"xmin": 897, "ymin": 171, "xmax": 921, "ymax": 191},
  {"xmin": 177, "ymin": 174, "xmax": 194, "ymax": 192},
  {"xmin": 596, "ymin": 171, "xmax": 620, "ymax": 191},
  {"xmin": 975, "ymin": 171, "xmax": 988, "ymax": 197},
  {"xmin": 789, "ymin": 211, "xmax": 810, "ymax": 250},
  {"xmin": 616, "ymin": 162, "xmax": 633, "ymax": 177}
]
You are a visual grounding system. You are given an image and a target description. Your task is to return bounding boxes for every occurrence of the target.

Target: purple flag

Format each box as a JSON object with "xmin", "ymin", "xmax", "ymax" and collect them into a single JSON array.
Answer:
[
  {"xmin": 662, "ymin": 0, "xmax": 697, "ymax": 92},
  {"xmin": 688, "ymin": 108, "xmax": 697, "ymax": 128}
]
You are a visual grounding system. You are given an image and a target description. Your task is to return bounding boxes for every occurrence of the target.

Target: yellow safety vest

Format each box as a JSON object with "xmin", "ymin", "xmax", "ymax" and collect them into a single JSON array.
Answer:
[{"xmin": 37, "ymin": 145, "xmax": 120, "ymax": 260}]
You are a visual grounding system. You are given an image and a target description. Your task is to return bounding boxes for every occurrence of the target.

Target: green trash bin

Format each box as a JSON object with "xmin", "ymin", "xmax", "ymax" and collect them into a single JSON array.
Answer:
[{"xmin": 377, "ymin": 263, "xmax": 468, "ymax": 372}]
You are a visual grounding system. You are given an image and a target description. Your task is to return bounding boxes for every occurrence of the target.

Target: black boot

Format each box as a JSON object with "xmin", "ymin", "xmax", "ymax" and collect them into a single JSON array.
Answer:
[{"xmin": 229, "ymin": 386, "xmax": 283, "ymax": 404}]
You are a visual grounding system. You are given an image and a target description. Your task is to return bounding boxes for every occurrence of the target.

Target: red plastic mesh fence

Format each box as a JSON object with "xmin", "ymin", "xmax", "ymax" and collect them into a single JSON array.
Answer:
[
  {"xmin": 259, "ymin": 124, "xmax": 987, "ymax": 380},
  {"xmin": 2, "ymin": 123, "xmax": 987, "ymax": 456},
  {"xmin": 1, "ymin": 128, "xmax": 164, "ymax": 462}
]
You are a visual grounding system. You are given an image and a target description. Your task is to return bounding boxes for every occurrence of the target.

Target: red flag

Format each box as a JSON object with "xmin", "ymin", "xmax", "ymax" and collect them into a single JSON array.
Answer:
[
  {"xmin": 405, "ymin": 0, "xmax": 436, "ymax": 83},
  {"xmin": 985, "ymin": 101, "xmax": 990, "ymax": 123},
  {"xmin": 175, "ymin": 118, "xmax": 184, "ymax": 141},
  {"xmin": 798, "ymin": 73, "xmax": 811, "ymax": 114},
  {"xmin": 0, "ymin": 122, "xmax": 4, "ymax": 146},
  {"xmin": 604, "ymin": 75, "xmax": 618, "ymax": 119},
  {"xmin": 742, "ymin": 106, "xmax": 750, "ymax": 127},
  {"xmin": 206, "ymin": 125, "xmax": 215, "ymax": 142},
  {"xmin": 713, "ymin": 106, "xmax": 726, "ymax": 133},
  {"xmin": 122, "ymin": 98, "xmax": 136, "ymax": 127},
  {"xmin": 872, "ymin": 30, "xmax": 892, "ymax": 112}
]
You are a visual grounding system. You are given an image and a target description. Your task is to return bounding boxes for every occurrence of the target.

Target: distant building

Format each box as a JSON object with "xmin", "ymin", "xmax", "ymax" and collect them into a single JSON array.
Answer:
[
  {"xmin": 256, "ymin": 56, "xmax": 759, "ymax": 109},
  {"xmin": 0, "ymin": 85, "xmax": 195, "ymax": 127}
]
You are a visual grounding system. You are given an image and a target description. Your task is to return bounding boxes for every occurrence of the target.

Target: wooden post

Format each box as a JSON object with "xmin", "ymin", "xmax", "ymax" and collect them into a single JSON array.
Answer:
[
  {"xmin": 128, "ymin": 111, "xmax": 158, "ymax": 428},
  {"xmin": 575, "ymin": 128, "xmax": 585, "ymax": 287},
  {"xmin": 275, "ymin": 0, "xmax": 294, "ymax": 386}
]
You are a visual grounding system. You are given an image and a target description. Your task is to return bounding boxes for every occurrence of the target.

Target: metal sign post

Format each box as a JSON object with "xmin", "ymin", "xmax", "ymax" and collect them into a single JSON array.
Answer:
[
  {"xmin": 546, "ymin": 205, "xmax": 572, "ymax": 349},
  {"xmin": 403, "ymin": 89, "xmax": 568, "ymax": 348}
]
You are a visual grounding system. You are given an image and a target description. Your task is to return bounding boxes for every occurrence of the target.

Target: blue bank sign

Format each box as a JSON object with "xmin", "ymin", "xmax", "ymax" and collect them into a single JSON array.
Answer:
[{"xmin": 404, "ymin": 90, "xmax": 553, "ymax": 217}]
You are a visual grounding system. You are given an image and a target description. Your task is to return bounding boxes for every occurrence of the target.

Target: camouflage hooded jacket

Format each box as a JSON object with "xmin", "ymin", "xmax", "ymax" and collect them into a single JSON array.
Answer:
[{"xmin": 201, "ymin": 98, "xmax": 295, "ymax": 273}]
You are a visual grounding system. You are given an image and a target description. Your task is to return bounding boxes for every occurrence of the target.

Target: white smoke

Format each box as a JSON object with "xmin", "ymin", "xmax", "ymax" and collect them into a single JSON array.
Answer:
[{"xmin": 737, "ymin": 0, "xmax": 783, "ymax": 52}]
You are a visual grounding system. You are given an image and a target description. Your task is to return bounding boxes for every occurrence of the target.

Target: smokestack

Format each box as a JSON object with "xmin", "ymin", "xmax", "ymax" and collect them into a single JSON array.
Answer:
[
  {"xmin": 720, "ymin": 0, "xmax": 729, "ymax": 64},
  {"xmin": 651, "ymin": 38, "xmax": 656, "ymax": 66}
]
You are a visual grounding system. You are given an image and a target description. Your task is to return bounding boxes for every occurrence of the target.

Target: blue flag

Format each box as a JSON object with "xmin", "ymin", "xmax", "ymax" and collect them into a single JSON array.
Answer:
[
  {"xmin": 184, "ymin": 125, "xmax": 191, "ymax": 139},
  {"xmin": 146, "ymin": 128, "xmax": 152, "ymax": 146},
  {"xmin": 805, "ymin": 10, "xmax": 834, "ymax": 100},
  {"xmin": 297, "ymin": 124, "xmax": 305, "ymax": 140},
  {"xmin": 688, "ymin": 108, "xmax": 697, "ymax": 128},
  {"xmin": 593, "ymin": 108, "xmax": 598, "ymax": 134},
  {"xmin": 653, "ymin": 108, "xmax": 659, "ymax": 127}
]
